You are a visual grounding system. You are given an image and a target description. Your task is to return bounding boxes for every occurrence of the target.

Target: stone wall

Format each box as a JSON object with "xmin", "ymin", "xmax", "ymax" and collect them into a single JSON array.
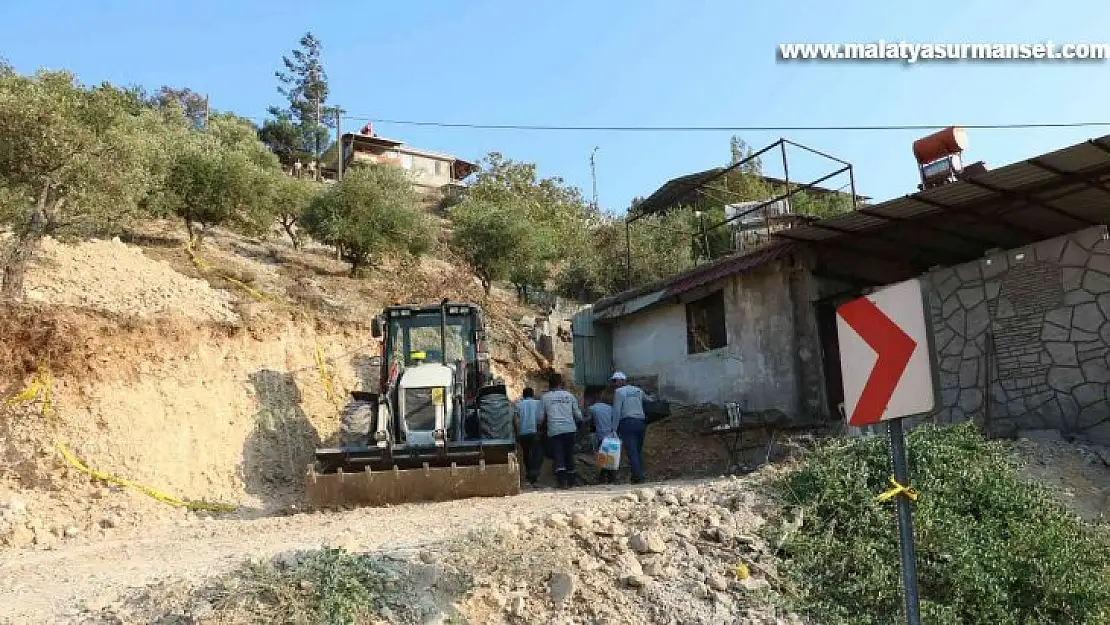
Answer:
[{"xmin": 928, "ymin": 225, "xmax": 1110, "ymax": 443}]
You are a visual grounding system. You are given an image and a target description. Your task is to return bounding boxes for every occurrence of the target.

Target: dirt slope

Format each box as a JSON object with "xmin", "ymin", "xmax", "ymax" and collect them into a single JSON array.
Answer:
[{"xmin": 0, "ymin": 222, "xmax": 552, "ymax": 552}]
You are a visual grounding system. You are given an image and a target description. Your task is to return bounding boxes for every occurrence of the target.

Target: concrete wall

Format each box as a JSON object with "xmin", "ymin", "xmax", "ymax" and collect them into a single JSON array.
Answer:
[
  {"xmin": 928, "ymin": 225, "xmax": 1110, "ymax": 443},
  {"xmin": 351, "ymin": 150, "xmax": 455, "ymax": 191},
  {"xmin": 610, "ymin": 260, "xmax": 804, "ymax": 416}
]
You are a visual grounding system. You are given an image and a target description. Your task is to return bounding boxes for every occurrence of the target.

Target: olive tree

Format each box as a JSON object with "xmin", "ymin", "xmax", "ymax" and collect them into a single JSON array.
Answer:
[
  {"xmin": 271, "ymin": 174, "xmax": 319, "ymax": 249},
  {"xmin": 153, "ymin": 113, "xmax": 282, "ymax": 246},
  {"xmin": 0, "ymin": 69, "xmax": 159, "ymax": 300},
  {"xmin": 300, "ymin": 163, "xmax": 430, "ymax": 277},
  {"xmin": 449, "ymin": 197, "xmax": 533, "ymax": 294},
  {"xmin": 450, "ymin": 152, "xmax": 591, "ymax": 300}
]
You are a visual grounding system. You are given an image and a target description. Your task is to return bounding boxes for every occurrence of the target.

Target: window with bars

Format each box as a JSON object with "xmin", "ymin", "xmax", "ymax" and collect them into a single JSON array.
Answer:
[{"xmin": 685, "ymin": 290, "xmax": 727, "ymax": 354}]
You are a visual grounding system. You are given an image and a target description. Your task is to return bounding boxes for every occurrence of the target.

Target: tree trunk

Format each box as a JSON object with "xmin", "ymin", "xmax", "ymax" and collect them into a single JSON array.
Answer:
[
  {"xmin": 348, "ymin": 254, "xmax": 367, "ymax": 278},
  {"xmin": 281, "ymin": 219, "xmax": 300, "ymax": 250},
  {"xmin": 1, "ymin": 231, "xmax": 43, "ymax": 301},
  {"xmin": 481, "ymin": 278, "xmax": 492, "ymax": 295},
  {"xmin": 184, "ymin": 218, "xmax": 196, "ymax": 248}
]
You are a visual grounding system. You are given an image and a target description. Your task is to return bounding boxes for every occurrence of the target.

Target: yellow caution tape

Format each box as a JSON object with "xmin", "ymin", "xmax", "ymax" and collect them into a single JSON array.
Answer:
[
  {"xmin": 314, "ymin": 339, "xmax": 340, "ymax": 407},
  {"xmin": 5, "ymin": 364, "xmax": 236, "ymax": 513},
  {"xmin": 4, "ymin": 365, "xmax": 52, "ymax": 424},
  {"xmin": 184, "ymin": 239, "xmax": 277, "ymax": 303},
  {"xmin": 733, "ymin": 562, "xmax": 750, "ymax": 580},
  {"xmin": 56, "ymin": 443, "xmax": 234, "ymax": 512},
  {"xmin": 875, "ymin": 476, "xmax": 919, "ymax": 503}
]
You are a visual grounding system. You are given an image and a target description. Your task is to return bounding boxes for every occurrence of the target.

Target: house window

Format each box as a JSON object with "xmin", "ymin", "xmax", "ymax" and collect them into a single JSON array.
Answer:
[{"xmin": 686, "ymin": 290, "xmax": 727, "ymax": 354}]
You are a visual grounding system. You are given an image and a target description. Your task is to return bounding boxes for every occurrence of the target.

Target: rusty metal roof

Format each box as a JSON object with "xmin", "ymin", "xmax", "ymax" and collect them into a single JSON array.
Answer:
[
  {"xmin": 663, "ymin": 239, "xmax": 797, "ymax": 297},
  {"xmin": 775, "ymin": 134, "xmax": 1110, "ymax": 285},
  {"xmin": 592, "ymin": 240, "xmax": 797, "ymax": 319}
]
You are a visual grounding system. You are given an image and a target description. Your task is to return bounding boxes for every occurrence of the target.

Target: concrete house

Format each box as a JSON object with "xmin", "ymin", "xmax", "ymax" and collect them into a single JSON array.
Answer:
[
  {"xmin": 574, "ymin": 134, "xmax": 1110, "ymax": 445},
  {"xmin": 324, "ymin": 124, "xmax": 478, "ymax": 197}
]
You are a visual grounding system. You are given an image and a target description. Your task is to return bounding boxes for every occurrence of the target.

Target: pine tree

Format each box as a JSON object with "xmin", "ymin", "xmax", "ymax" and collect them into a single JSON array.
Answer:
[{"xmin": 271, "ymin": 32, "xmax": 335, "ymax": 180}]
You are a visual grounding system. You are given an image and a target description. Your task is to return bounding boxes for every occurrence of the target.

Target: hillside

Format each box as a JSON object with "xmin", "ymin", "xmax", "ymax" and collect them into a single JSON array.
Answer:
[{"xmin": 0, "ymin": 219, "xmax": 552, "ymax": 549}]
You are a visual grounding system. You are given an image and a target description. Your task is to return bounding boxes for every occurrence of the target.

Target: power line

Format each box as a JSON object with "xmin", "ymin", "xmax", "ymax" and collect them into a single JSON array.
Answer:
[
  {"xmin": 323, "ymin": 118, "xmax": 1110, "ymax": 133},
  {"xmin": 239, "ymin": 111, "xmax": 1110, "ymax": 133}
]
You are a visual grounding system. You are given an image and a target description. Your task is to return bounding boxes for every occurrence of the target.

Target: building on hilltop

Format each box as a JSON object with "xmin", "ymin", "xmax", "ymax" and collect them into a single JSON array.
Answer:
[{"xmin": 321, "ymin": 123, "xmax": 478, "ymax": 198}]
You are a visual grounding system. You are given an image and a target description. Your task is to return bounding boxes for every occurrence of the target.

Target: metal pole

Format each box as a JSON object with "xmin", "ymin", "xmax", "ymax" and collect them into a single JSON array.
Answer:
[
  {"xmin": 336, "ymin": 109, "xmax": 344, "ymax": 182},
  {"xmin": 625, "ymin": 218, "xmax": 632, "ymax": 289},
  {"xmin": 887, "ymin": 418, "xmax": 922, "ymax": 625},
  {"xmin": 590, "ymin": 147, "xmax": 599, "ymax": 212},
  {"xmin": 699, "ymin": 212, "xmax": 709, "ymax": 260},
  {"xmin": 849, "ymin": 166, "xmax": 859, "ymax": 210}
]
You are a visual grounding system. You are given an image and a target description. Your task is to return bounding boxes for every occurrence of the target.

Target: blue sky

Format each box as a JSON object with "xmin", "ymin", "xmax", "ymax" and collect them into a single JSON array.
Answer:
[{"xmin": 2, "ymin": 1, "xmax": 1110, "ymax": 213}]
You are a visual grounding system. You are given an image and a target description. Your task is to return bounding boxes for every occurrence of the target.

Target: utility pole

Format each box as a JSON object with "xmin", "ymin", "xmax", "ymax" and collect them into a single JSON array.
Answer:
[
  {"xmin": 335, "ymin": 107, "xmax": 344, "ymax": 181},
  {"xmin": 590, "ymin": 147, "xmax": 600, "ymax": 212},
  {"xmin": 315, "ymin": 95, "xmax": 322, "ymax": 182},
  {"xmin": 312, "ymin": 68, "xmax": 322, "ymax": 182},
  {"xmin": 203, "ymin": 94, "xmax": 210, "ymax": 131}
]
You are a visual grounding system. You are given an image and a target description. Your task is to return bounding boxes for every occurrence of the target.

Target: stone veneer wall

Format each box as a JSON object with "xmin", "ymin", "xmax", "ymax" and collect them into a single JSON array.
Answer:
[{"xmin": 928, "ymin": 225, "xmax": 1110, "ymax": 443}]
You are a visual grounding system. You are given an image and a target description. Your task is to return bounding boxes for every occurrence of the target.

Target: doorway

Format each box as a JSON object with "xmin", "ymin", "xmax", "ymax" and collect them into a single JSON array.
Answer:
[{"xmin": 814, "ymin": 292, "xmax": 860, "ymax": 419}]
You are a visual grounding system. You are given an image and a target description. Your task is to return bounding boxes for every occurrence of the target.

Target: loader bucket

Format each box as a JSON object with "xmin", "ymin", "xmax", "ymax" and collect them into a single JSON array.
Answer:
[{"xmin": 305, "ymin": 453, "xmax": 521, "ymax": 509}]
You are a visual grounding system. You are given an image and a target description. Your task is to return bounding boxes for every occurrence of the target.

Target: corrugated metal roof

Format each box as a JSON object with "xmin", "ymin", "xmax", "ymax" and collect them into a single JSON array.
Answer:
[{"xmin": 774, "ymin": 134, "xmax": 1110, "ymax": 285}]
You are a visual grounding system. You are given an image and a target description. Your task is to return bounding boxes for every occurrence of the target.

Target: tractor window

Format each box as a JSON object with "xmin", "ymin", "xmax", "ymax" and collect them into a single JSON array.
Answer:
[{"xmin": 388, "ymin": 312, "xmax": 475, "ymax": 366}]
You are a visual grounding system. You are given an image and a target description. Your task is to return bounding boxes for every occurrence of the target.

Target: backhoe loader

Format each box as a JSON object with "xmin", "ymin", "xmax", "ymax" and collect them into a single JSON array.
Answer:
[{"xmin": 307, "ymin": 301, "xmax": 521, "ymax": 508}]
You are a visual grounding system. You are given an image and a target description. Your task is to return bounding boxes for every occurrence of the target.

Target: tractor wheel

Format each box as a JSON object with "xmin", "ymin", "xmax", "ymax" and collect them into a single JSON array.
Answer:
[{"xmin": 339, "ymin": 400, "xmax": 375, "ymax": 447}]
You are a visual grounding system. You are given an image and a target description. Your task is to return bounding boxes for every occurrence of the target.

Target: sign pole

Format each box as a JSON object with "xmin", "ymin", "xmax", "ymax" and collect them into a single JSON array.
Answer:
[
  {"xmin": 836, "ymin": 278, "xmax": 934, "ymax": 625},
  {"xmin": 887, "ymin": 417, "xmax": 922, "ymax": 625}
]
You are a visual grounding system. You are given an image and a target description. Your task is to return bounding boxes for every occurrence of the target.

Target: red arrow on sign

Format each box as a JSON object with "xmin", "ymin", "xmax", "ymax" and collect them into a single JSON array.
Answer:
[{"xmin": 838, "ymin": 296, "xmax": 918, "ymax": 426}]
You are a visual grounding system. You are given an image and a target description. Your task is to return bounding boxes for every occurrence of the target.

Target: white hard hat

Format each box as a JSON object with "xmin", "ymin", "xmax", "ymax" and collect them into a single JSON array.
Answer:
[{"xmin": 610, "ymin": 371, "xmax": 627, "ymax": 381}]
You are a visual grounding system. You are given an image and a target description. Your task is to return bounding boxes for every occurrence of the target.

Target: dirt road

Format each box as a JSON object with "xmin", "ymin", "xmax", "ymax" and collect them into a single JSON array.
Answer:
[{"xmin": 0, "ymin": 485, "xmax": 644, "ymax": 624}]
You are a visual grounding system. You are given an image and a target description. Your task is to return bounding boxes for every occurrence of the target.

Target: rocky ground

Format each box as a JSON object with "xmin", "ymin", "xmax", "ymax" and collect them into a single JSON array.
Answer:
[
  {"xmin": 7, "ymin": 472, "xmax": 805, "ymax": 625},
  {"xmin": 1010, "ymin": 428, "xmax": 1110, "ymax": 522}
]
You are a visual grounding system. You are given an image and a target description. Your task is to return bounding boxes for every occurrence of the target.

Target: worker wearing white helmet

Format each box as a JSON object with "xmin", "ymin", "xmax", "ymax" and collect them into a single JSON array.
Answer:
[{"xmin": 610, "ymin": 371, "xmax": 648, "ymax": 484}]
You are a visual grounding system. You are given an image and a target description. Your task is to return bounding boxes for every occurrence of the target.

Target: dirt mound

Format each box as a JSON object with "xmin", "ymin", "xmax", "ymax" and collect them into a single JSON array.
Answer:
[
  {"xmin": 448, "ymin": 480, "xmax": 800, "ymax": 625},
  {"xmin": 22, "ymin": 235, "xmax": 238, "ymax": 324}
]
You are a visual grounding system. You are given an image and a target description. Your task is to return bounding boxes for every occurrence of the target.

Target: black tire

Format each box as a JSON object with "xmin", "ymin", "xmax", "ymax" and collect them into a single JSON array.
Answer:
[
  {"xmin": 477, "ymin": 391, "xmax": 513, "ymax": 440},
  {"xmin": 339, "ymin": 399, "xmax": 375, "ymax": 447}
]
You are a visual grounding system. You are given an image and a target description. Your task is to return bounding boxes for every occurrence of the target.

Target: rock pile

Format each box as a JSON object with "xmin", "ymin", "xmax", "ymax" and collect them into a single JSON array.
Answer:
[{"xmin": 441, "ymin": 478, "xmax": 805, "ymax": 625}]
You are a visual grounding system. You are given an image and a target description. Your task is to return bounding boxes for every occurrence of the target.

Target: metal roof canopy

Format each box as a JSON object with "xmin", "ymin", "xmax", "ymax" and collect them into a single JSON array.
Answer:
[
  {"xmin": 631, "ymin": 139, "xmax": 864, "ymax": 218},
  {"xmin": 774, "ymin": 135, "xmax": 1110, "ymax": 286}
]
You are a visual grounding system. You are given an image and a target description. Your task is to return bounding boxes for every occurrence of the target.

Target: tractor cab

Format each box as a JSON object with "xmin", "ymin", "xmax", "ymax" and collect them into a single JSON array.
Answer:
[{"xmin": 370, "ymin": 302, "xmax": 493, "ymax": 408}]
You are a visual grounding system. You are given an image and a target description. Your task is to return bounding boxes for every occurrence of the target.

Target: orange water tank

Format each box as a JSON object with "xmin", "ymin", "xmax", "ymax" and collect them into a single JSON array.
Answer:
[{"xmin": 912, "ymin": 126, "xmax": 968, "ymax": 164}]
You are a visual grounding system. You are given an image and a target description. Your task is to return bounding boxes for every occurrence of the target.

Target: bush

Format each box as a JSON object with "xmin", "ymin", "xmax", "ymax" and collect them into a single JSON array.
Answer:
[
  {"xmin": 216, "ymin": 548, "xmax": 397, "ymax": 625},
  {"xmin": 766, "ymin": 422, "xmax": 1110, "ymax": 625}
]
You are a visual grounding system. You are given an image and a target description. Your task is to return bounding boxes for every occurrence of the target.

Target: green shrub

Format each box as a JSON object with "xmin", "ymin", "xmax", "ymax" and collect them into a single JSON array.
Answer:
[
  {"xmin": 219, "ymin": 548, "xmax": 397, "ymax": 625},
  {"xmin": 766, "ymin": 422, "xmax": 1110, "ymax": 625}
]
